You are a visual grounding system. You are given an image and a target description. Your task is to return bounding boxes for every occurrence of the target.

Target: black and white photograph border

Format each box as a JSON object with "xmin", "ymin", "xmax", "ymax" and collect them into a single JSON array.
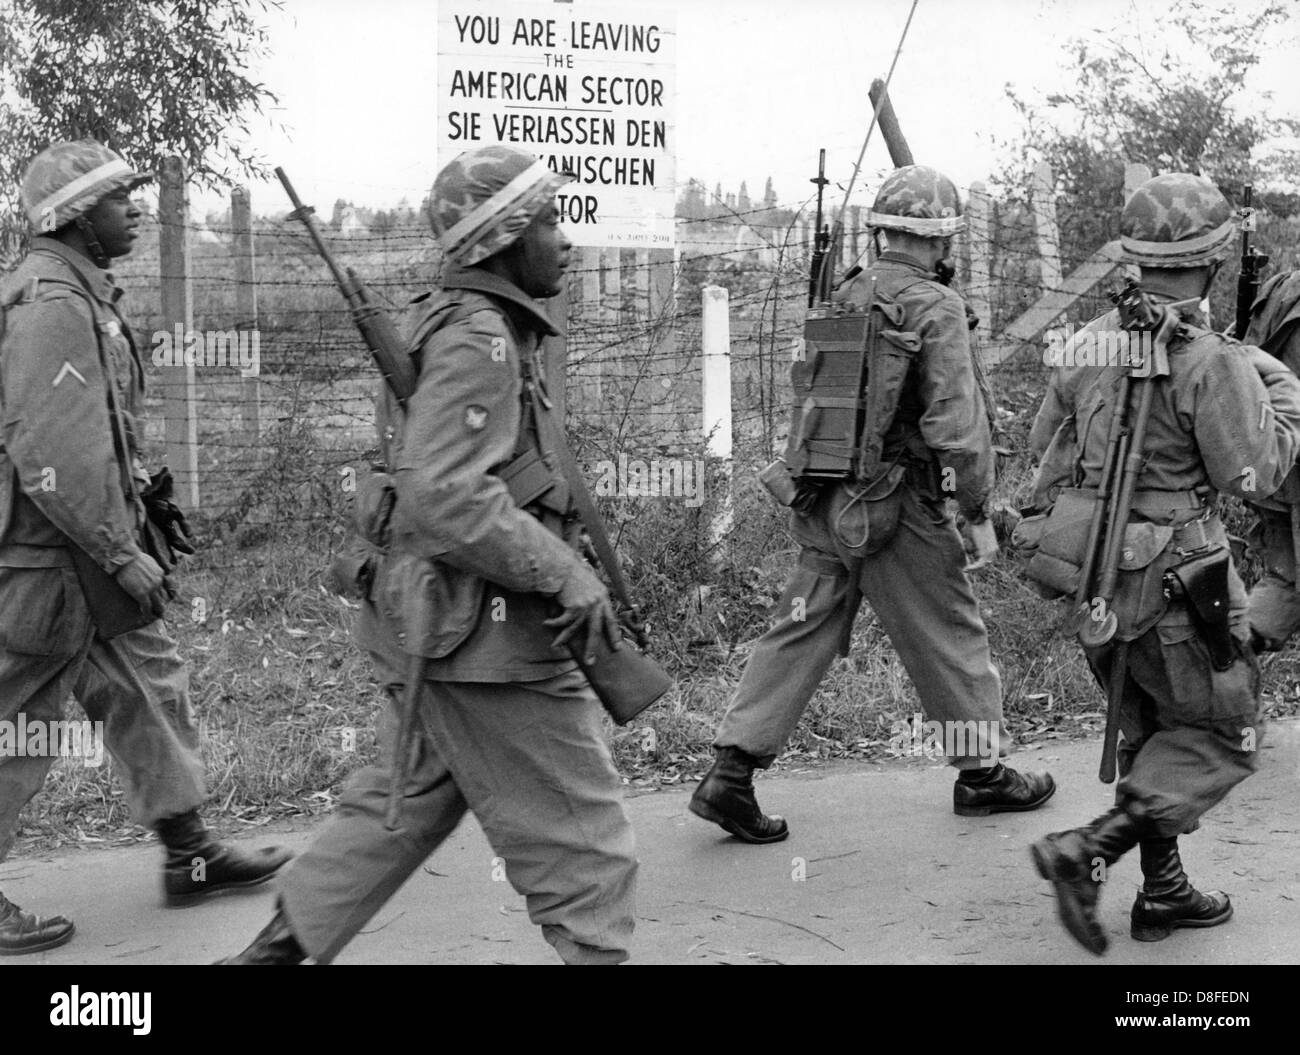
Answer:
[{"xmin": 0, "ymin": 0, "xmax": 1296, "ymax": 997}]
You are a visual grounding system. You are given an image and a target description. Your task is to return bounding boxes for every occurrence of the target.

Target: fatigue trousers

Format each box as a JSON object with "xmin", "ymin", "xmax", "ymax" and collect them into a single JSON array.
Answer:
[
  {"xmin": 1084, "ymin": 623, "xmax": 1262, "ymax": 838},
  {"xmin": 716, "ymin": 484, "xmax": 1005, "ymax": 769},
  {"xmin": 278, "ymin": 642, "xmax": 638, "ymax": 965},
  {"xmin": 1247, "ymin": 507, "xmax": 1300, "ymax": 648},
  {"xmin": 0, "ymin": 559, "xmax": 205, "ymax": 863}
]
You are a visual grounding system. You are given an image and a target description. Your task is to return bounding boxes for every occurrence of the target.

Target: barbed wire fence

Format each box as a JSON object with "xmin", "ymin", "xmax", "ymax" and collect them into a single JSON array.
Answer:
[{"xmin": 30, "ymin": 159, "xmax": 1300, "ymax": 608}]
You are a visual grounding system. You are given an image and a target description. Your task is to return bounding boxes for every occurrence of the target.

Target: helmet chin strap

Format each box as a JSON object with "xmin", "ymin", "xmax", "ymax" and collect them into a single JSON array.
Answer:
[
  {"xmin": 1200, "ymin": 260, "xmax": 1222, "ymax": 302},
  {"xmin": 74, "ymin": 215, "xmax": 110, "ymax": 269}
]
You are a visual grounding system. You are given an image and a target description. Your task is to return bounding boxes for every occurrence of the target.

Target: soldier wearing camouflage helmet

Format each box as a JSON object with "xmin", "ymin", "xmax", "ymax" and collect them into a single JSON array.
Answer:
[
  {"xmin": 221, "ymin": 144, "xmax": 637, "ymax": 965},
  {"xmin": 1026, "ymin": 172, "xmax": 1300, "ymax": 955},
  {"xmin": 689, "ymin": 164, "xmax": 1055, "ymax": 845},
  {"xmin": 0, "ymin": 140, "xmax": 291, "ymax": 955}
]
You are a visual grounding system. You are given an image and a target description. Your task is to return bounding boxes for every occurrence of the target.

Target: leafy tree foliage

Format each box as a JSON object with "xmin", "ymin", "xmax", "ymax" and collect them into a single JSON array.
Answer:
[
  {"xmin": 995, "ymin": 0, "xmax": 1299, "ymax": 274},
  {"xmin": 0, "ymin": 0, "xmax": 279, "ymax": 264}
]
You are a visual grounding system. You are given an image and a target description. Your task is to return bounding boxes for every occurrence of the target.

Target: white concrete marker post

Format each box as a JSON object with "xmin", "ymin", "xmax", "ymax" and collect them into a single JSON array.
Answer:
[{"xmin": 701, "ymin": 285, "xmax": 733, "ymax": 553}]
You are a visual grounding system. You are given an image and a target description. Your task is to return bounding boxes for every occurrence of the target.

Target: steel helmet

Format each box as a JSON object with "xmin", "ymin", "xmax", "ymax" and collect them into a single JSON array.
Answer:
[
  {"xmin": 428, "ymin": 144, "xmax": 572, "ymax": 267},
  {"xmin": 867, "ymin": 165, "xmax": 965, "ymax": 237},
  {"xmin": 19, "ymin": 140, "xmax": 150, "ymax": 235},
  {"xmin": 1120, "ymin": 173, "xmax": 1235, "ymax": 268}
]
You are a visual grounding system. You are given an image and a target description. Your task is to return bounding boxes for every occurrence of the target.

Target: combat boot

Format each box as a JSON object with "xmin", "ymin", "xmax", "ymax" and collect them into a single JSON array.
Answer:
[
  {"xmin": 155, "ymin": 810, "xmax": 293, "ymax": 907},
  {"xmin": 953, "ymin": 762, "xmax": 1056, "ymax": 816},
  {"xmin": 688, "ymin": 746, "xmax": 789, "ymax": 843},
  {"xmin": 0, "ymin": 892, "xmax": 75, "ymax": 956},
  {"xmin": 1130, "ymin": 837, "xmax": 1232, "ymax": 942},
  {"xmin": 214, "ymin": 901, "xmax": 307, "ymax": 964},
  {"xmin": 1031, "ymin": 807, "xmax": 1143, "ymax": 955}
]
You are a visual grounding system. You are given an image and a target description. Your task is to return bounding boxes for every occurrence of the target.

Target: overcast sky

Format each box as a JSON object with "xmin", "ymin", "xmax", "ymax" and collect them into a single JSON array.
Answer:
[{"xmin": 201, "ymin": 0, "xmax": 1300, "ymax": 219}]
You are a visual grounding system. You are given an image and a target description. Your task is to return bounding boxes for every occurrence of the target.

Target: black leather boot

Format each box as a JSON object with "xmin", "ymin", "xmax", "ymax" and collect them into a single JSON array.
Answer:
[
  {"xmin": 214, "ymin": 902, "xmax": 306, "ymax": 964},
  {"xmin": 953, "ymin": 763, "xmax": 1056, "ymax": 816},
  {"xmin": 688, "ymin": 746, "xmax": 789, "ymax": 843},
  {"xmin": 0, "ymin": 892, "xmax": 75, "ymax": 956},
  {"xmin": 1031, "ymin": 807, "xmax": 1143, "ymax": 955},
  {"xmin": 155, "ymin": 810, "xmax": 293, "ymax": 906},
  {"xmin": 1130, "ymin": 837, "xmax": 1232, "ymax": 942}
]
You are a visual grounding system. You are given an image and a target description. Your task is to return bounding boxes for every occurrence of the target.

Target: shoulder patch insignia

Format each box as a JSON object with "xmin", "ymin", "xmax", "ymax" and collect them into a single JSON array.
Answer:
[{"xmin": 465, "ymin": 405, "xmax": 489, "ymax": 431}]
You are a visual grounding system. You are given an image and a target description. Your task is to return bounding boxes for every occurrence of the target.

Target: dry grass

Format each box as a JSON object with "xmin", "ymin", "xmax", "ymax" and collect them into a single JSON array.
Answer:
[{"xmin": 15, "ymin": 344, "xmax": 1300, "ymax": 852}]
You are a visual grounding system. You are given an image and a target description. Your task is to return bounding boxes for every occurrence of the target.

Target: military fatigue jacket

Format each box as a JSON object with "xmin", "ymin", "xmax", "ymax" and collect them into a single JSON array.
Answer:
[
  {"xmin": 1032, "ymin": 301, "xmax": 1300, "ymax": 503},
  {"xmin": 1029, "ymin": 297, "xmax": 1300, "ymax": 637},
  {"xmin": 0, "ymin": 237, "xmax": 146, "ymax": 572},
  {"xmin": 1246, "ymin": 270, "xmax": 1300, "ymax": 370},
  {"xmin": 373, "ymin": 265, "xmax": 584, "ymax": 682},
  {"xmin": 835, "ymin": 251, "xmax": 995, "ymax": 520}
]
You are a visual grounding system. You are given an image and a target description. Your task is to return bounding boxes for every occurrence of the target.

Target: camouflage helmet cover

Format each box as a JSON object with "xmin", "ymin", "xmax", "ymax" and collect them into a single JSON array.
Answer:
[
  {"xmin": 1121, "ymin": 173, "xmax": 1235, "ymax": 268},
  {"xmin": 867, "ymin": 164, "xmax": 965, "ymax": 237},
  {"xmin": 20, "ymin": 140, "xmax": 150, "ymax": 234},
  {"xmin": 429, "ymin": 144, "xmax": 573, "ymax": 267}
]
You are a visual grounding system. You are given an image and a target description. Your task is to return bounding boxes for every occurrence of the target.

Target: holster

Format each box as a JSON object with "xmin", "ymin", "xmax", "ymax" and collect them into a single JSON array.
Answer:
[{"xmin": 1162, "ymin": 547, "xmax": 1236, "ymax": 671}]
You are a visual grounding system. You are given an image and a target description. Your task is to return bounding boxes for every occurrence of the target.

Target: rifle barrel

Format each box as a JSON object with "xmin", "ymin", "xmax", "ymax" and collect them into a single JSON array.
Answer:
[{"xmin": 274, "ymin": 167, "xmax": 356, "ymax": 300}]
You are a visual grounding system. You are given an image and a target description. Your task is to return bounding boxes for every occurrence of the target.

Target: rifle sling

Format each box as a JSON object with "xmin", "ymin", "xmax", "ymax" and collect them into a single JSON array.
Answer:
[{"xmin": 521, "ymin": 354, "xmax": 637, "ymax": 613}]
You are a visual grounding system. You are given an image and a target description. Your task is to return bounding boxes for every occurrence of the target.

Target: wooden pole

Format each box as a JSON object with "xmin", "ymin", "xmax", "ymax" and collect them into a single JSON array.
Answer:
[
  {"xmin": 966, "ymin": 180, "xmax": 993, "ymax": 337},
  {"xmin": 231, "ymin": 186, "xmax": 261, "ymax": 450},
  {"xmin": 543, "ymin": 278, "xmax": 569, "ymax": 422},
  {"xmin": 158, "ymin": 156, "xmax": 199, "ymax": 510},
  {"xmin": 600, "ymin": 247, "xmax": 620, "ymax": 327},
  {"xmin": 1031, "ymin": 161, "xmax": 1062, "ymax": 296},
  {"xmin": 580, "ymin": 246, "xmax": 602, "ymax": 403}
]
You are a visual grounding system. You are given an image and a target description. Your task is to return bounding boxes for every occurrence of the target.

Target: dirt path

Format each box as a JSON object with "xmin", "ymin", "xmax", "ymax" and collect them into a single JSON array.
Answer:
[{"xmin": 3, "ymin": 720, "xmax": 1298, "ymax": 965}]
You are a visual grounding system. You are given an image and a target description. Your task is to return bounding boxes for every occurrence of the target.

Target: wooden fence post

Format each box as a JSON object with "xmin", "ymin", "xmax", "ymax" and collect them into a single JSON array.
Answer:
[
  {"xmin": 159, "ymin": 156, "xmax": 199, "ymax": 510},
  {"xmin": 1031, "ymin": 161, "xmax": 1062, "ymax": 295},
  {"xmin": 966, "ymin": 180, "xmax": 993, "ymax": 337},
  {"xmin": 231, "ymin": 186, "xmax": 260, "ymax": 450}
]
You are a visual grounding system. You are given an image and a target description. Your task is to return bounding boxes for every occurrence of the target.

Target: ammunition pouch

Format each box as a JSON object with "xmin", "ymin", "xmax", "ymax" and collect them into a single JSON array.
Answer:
[{"xmin": 1162, "ymin": 546, "xmax": 1236, "ymax": 671}]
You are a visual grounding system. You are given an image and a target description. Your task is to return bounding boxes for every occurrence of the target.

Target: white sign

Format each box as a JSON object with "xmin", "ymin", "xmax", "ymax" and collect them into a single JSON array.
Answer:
[{"xmin": 438, "ymin": 1, "xmax": 676, "ymax": 248}]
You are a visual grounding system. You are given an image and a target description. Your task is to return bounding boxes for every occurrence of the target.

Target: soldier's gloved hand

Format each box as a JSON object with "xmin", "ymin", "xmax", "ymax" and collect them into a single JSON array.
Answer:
[
  {"xmin": 961, "ymin": 518, "xmax": 999, "ymax": 570},
  {"xmin": 544, "ymin": 561, "xmax": 622, "ymax": 665},
  {"xmin": 115, "ymin": 552, "xmax": 168, "ymax": 615}
]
